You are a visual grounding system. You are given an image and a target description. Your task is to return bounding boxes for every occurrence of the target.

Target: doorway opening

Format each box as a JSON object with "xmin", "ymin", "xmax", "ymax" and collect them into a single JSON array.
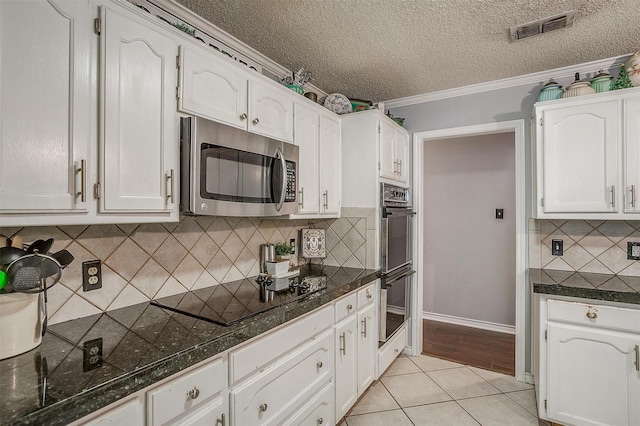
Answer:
[{"xmin": 411, "ymin": 120, "xmax": 527, "ymax": 382}]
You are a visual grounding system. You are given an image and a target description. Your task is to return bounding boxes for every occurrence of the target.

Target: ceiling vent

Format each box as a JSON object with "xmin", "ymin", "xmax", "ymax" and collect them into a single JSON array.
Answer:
[{"xmin": 509, "ymin": 11, "xmax": 575, "ymax": 42}]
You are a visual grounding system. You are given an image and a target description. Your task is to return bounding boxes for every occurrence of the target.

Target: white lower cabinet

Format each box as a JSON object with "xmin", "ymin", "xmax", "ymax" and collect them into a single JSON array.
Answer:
[
  {"xmin": 536, "ymin": 297, "xmax": 640, "ymax": 426},
  {"xmin": 280, "ymin": 381, "xmax": 334, "ymax": 426},
  {"xmin": 75, "ymin": 394, "xmax": 144, "ymax": 426},
  {"xmin": 230, "ymin": 329, "xmax": 333, "ymax": 425},
  {"xmin": 335, "ymin": 282, "xmax": 378, "ymax": 421},
  {"xmin": 378, "ymin": 323, "xmax": 406, "ymax": 376},
  {"xmin": 146, "ymin": 356, "xmax": 226, "ymax": 426}
]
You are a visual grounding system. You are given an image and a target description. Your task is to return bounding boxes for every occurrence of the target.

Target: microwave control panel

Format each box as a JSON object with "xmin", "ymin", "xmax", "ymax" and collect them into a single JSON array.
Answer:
[{"xmin": 285, "ymin": 161, "xmax": 297, "ymax": 202}]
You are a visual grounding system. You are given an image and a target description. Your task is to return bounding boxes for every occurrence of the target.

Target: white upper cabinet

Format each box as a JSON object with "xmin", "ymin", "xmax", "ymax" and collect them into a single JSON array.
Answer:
[
  {"xmin": 248, "ymin": 79, "xmax": 294, "ymax": 142},
  {"xmin": 290, "ymin": 102, "xmax": 341, "ymax": 218},
  {"xmin": 0, "ymin": 0, "xmax": 92, "ymax": 214},
  {"xmin": 319, "ymin": 115, "xmax": 341, "ymax": 215},
  {"xmin": 379, "ymin": 120, "xmax": 409, "ymax": 184},
  {"xmin": 533, "ymin": 88, "xmax": 640, "ymax": 219},
  {"xmin": 293, "ymin": 103, "xmax": 320, "ymax": 214},
  {"xmin": 178, "ymin": 47, "xmax": 294, "ymax": 143},
  {"xmin": 624, "ymin": 96, "xmax": 640, "ymax": 213},
  {"xmin": 178, "ymin": 45, "xmax": 249, "ymax": 130},
  {"xmin": 100, "ymin": 6, "xmax": 178, "ymax": 215}
]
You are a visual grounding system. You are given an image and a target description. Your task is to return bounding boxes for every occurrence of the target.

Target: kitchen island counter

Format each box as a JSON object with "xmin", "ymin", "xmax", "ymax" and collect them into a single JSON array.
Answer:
[
  {"xmin": 2, "ymin": 265, "xmax": 380, "ymax": 426},
  {"xmin": 530, "ymin": 268, "xmax": 640, "ymax": 305}
]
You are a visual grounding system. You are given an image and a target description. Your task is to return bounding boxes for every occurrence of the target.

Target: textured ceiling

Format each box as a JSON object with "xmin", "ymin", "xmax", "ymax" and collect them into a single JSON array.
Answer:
[{"xmin": 174, "ymin": 0, "xmax": 640, "ymax": 102}]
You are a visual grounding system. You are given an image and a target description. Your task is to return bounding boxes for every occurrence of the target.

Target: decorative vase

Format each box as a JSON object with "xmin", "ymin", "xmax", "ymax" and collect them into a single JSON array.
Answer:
[
  {"xmin": 286, "ymin": 84, "xmax": 304, "ymax": 95},
  {"xmin": 625, "ymin": 51, "xmax": 640, "ymax": 87},
  {"xmin": 590, "ymin": 70, "xmax": 613, "ymax": 93}
]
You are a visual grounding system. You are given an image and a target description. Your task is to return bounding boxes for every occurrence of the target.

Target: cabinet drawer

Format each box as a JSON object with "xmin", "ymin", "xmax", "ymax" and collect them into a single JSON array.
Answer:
[
  {"xmin": 281, "ymin": 381, "xmax": 334, "ymax": 426},
  {"xmin": 147, "ymin": 357, "xmax": 224, "ymax": 426},
  {"xmin": 357, "ymin": 282, "xmax": 376, "ymax": 309},
  {"xmin": 378, "ymin": 324, "xmax": 406, "ymax": 376},
  {"xmin": 230, "ymin": 329, "xmax": 333, "ymax": 426},
  {"xmin": 335, "ymin": 293, "xmax": 357, "ymax": 322},
  {"xmin": 229, "ymin": 305, "xmax": 333, "ymax": 385},
  {"xmin": 547, "ymin": 300, "xmax": 640, "ymax": 333}
]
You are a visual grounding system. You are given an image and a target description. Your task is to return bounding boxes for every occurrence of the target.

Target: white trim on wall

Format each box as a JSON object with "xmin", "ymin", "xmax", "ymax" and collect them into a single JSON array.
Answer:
[
  {"xmin": 384, "ymin": 55, "xmax": 629, "ymax": 108},
  {"xmin": 423, "ymin": 312, "xmax": 516, "ymax": 335},
  {"xmin": 414, "ymin": 119, "xmax": 527, "ymax": 382}
]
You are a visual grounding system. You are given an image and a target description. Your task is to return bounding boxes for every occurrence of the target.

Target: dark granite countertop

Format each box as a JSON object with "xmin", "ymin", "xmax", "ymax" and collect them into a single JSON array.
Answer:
[
  {"xmin": 530, "ymin": 268, "xmax": 640, "ymax": 305},
  {"xmin": 1, "ymin": 265, "xmax": 381, "ymax": 426}
]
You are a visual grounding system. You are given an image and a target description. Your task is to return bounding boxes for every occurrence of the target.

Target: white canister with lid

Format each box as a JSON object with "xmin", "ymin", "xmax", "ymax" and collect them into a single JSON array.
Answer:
[{"xmin": 562, "ymin": 72, "xmax": 596, "ymax": 98}]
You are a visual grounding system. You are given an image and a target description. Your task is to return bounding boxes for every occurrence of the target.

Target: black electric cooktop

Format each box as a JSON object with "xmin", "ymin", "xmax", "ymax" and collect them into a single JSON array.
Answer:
[{"xmin": 151, "ymin": 274, "xmax": 327, "ymax": 326}]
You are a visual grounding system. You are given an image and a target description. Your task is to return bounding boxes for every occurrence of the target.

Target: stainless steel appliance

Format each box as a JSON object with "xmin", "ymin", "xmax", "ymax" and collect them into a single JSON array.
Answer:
[
  {"xmin": 379, "ymin": 183, "xmax": 415, "ymax": 342},
  {"xmin": 180, "ymin": 117, "xmax": 299, "ymax": 217}
]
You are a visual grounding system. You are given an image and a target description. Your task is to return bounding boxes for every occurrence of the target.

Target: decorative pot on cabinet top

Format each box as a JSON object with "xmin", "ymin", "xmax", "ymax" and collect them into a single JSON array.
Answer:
[
  {"xmin": 590, "ymin": 70, "xmax": 613, "ymax": 93},
  {"xmin": 562, "ymin": 72, "xmax": 596, "ymax": 98},
  {"xmin": 537, "ymin": 79, "xmax": 564, "ymax": 101}
]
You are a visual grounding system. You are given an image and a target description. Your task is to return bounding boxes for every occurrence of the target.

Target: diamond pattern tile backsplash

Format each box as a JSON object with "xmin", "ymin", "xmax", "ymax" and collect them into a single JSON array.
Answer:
[
  {"xmin": 529, "ymin": 219, "xmax": 640, "ymax": 276},
  {"xmin": 0, "ymin": 208, "xmax": 376, "ymax": 325}
]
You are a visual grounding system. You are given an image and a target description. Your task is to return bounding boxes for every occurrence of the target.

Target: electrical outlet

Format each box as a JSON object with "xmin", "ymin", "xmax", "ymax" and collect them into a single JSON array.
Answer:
[
  {"xmin": 289, "ymin": 238, "xmax": 296, "ymax": 255},
  {"xmin": 82, "ymin": 260, "xmax": 102, "ymax": 291},
  {"xmin": 552, "ymin": 239, "xmax": 563, "ymax": 256},
  {"xmin": 628, "ymin": 242, "xmax": 640, "ymax": 260},
  {"xmin": 495, "ymin": 209, "xmax": 504, "ymax": 219},
  {"xmin": 83, "ymin": 338, "xmax": 103, "ymax": 371}
]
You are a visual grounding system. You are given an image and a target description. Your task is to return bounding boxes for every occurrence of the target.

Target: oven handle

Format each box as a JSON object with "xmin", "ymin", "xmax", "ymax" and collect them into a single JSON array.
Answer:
[
  {"xmin": 274, "ymin": 147, "xmax": 286, "ymax": 212},
  {"xmin": 382, "ymin": 267, "xmax": 415, "ymax": 287}
]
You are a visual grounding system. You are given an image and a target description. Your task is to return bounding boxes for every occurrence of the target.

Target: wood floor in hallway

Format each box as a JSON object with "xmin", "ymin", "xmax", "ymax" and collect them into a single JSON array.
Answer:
[{"xmin": 422, "ymin": 319, "xmax": 515, "ymax": 376}]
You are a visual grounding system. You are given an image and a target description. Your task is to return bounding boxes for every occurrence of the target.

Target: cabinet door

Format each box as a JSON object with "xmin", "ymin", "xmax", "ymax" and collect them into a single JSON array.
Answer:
[
  {"xmin": 248, "ymin": 80, "xmax": 294, "ymax": 142},
  {"xmin": 100, "ymin": 7, "xmax": 178, "ymax": 214},
  {"xmin": 547, "ymin": 323, "xmax": 640, "ymax": 426},
  {"xmin": 179, "ymin": 45, "xmax": 249, "ymax": 130},
  {"xmin": 357, "ymin": 303, "xmax": 377, "ymax": 395},
  {"xmin": 395, "ymin": 130, "xmax": 410, "ymax": 184},
  {"xmin": 294, "ymin": 104, "xmax": 320, "ymax": 214},
  {"xmin": 0, "ymin": 0, "xmax": 91, "ymax": 213},
  {"xmin": 379, "ymin": 120, "xmax": 396, "ymax": 180},
  {"xmin": 624, "ymin": 96, "xmax": 640, "ymax": 213},
  {"xmin": 319, "ymin": 115, "xmax": 341, "ymax": 215},
  {"xmin": 335, "ymin": 315, "xmax": 357, "ymax": 420},
  {"xmin": 541, "ymin": 101, "xmax": 619, "ymax": 213}
]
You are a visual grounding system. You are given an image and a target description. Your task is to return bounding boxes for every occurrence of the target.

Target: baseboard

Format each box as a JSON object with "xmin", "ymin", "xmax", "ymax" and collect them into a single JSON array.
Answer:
[
  {"xmin": 524, "ymin": 372, "xmax": 535, "ymax": 385},
  {"xmin": 423, "ymin": 312, "xmax": 516, "ymax": 335}
]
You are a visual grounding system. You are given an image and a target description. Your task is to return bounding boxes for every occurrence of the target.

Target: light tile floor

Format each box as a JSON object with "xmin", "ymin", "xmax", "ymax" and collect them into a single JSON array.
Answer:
[{"xmin": 341, "ymin": 354, "xmax": 538, "ymax": 426}]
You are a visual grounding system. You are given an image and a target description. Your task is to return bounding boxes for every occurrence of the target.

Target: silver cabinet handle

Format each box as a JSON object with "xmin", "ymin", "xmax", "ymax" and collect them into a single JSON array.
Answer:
[
  {"xmin": 187, "ymin": 386, "xmax": 200, "ymax": 400},
  {"xmin": 323, "ymin": 190, "xmax": 328, "ymax": 209},
  {"xmin": 339, "ymin": 332, "xmax": 346, "ymax": 355},
  {"xmin": 397, "ymin": 159, "xmax": 402, "ymax": 175},
  {"xmin": 252, "ymin": 118, "xmax": 260, "ymax": 125},
  {"xmin": 347, "ymin": 304, "xmax": 353, "ymax": 310},
  {"xmin": 166, "ymin": 169, "xmax": 175, "ymax": 203},
  {"xmin": 394, "ymin": 348, "xmax": 399, "ymax": 353},
  {"xmin": 217, "ymin": 414, "xmax": 225, "ymax": 426},
  {"xmin": 611, "ymin": 185, "xmax": 616, "ymax": 208},
  {"xmin": 635, "ymin": 345, "xmax": 639, "ymax": 372},
  {"xmin": 361, "ymin": 318, "xmax": 367, "ymax": 337},
  {"xmin": 366, "ymin": 289, "xmax": 372, "ymax": 299},
  {"xmin": 632, "ymin": 185, "xmax": 637, "ymax": 208},
  {"xmin": 316, "ymin": 361, "xmax": 323, "ymax": 369},
  {"xmin": 259, "ymin": 403, "xmax": 268, "ymax": 412},
  {"xmin": 586, "ymin": 310, "xmax": 597, "ymax": 320},
  {"xmin": 239, "ymin": 113, "xmax": 247, "ymax": 120},
  {"xmin": 75, "ymin": 159, "xmax": 86, "ymax": 202},
  {"xmin": 299, "ymin": 188, "xmax": 304, "ymax": 208},
  {"xmin": 317, "ymin": 418, "xmax": 324, "ymax": 425}
]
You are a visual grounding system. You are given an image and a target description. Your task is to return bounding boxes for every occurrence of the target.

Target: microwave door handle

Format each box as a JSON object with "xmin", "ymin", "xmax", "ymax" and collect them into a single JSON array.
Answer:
[{"xmin": 274, "ymin": 147, "xmax": 286, "ymax": 212}]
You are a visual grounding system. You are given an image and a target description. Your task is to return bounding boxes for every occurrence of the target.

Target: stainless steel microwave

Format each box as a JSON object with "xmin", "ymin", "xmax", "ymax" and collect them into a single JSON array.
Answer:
[{"xmin": 180, "ymin": 117, "xmax": 298, "ymax": 216}]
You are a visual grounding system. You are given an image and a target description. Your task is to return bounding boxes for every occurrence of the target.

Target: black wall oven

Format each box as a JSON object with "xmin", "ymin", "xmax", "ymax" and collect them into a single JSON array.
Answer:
[{"xmin": 379, "ymin": 183, "xmax": 415, "ymax": 342}]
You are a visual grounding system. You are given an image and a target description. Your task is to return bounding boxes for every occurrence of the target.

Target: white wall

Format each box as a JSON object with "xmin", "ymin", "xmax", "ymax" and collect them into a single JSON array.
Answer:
[{"xmin": 423, "ymin": 133, "xmax": 516, "ymax": 325}]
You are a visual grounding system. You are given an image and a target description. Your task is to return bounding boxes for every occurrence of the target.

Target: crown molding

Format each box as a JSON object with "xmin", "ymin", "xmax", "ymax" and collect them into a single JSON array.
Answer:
[
  {"xmin": 384, "ymin": 54, "xmax": 630, "ymax": 109},
  {"xmin": 149, "ymin": 0, "xmax": 328, "ymax": 98}
]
